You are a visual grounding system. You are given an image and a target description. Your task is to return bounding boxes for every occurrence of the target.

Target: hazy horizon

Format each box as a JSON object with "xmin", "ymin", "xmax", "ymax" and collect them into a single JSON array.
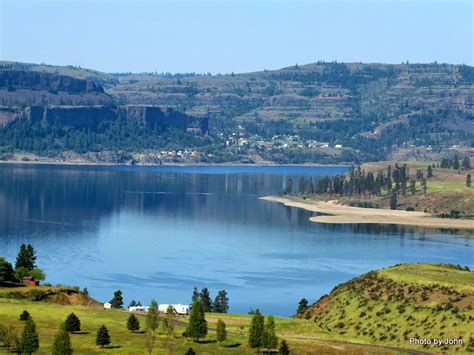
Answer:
[{"xmin": 1, "ymin": 0, "xmax": 473, "ymax": 74}]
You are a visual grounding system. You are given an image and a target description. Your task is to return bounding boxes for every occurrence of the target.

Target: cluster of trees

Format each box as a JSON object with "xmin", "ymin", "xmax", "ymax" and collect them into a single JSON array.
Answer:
[
  {"xmin": 248, "ymin": 309, "xmax": 289, "ymax": 353},
  {"xmin": 287, "ymin": 163, "xmax": 427, "ymax": 200},
  {"xmin": 0, "ymin": 244, "xmax": 46, "ymax": 285},
  {"xmin": 440, "ymin": 156, "xmax": 471, "ymax": 170},
  {"xmin": 0, "ymin": 118, "xmax": 209, "ymax": 157},
  {"xmin": 191, "ymin": 287, "xmax": 229, "ymax": 313}
]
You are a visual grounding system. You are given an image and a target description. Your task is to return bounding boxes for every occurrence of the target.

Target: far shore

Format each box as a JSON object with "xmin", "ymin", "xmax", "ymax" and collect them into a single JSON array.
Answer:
[
  {"xmin": 261, "ymin": 195, "xmax": 474, "ymax": 230},
  {"xmin": 0, "ymin": 159, "xmax": 349, "ymax": 168}
]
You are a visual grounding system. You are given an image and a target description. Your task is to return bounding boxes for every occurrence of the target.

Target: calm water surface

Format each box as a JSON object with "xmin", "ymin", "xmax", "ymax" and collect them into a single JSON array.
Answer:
[{"xmin": 0, "ymin": 164, "xmax": 473, "ymax": 315}]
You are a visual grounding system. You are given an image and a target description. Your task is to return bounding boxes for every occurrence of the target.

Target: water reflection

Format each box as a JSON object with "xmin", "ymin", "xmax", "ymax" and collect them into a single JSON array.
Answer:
[{"xmin": 0, "ymin": 163, "xmax": 472, "ymax": 315}]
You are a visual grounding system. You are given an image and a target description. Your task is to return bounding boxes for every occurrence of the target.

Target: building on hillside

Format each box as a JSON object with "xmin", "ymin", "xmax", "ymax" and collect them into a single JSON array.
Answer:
[
  {"xmin": 128, "ymin": 306, "xmax": 149, "ymax": 313},
  {"xmin": 21, "ymin": 277, "xmax": 39, "ymax": 286},
  {"xmin": 103, "ymin": 302, "xmax": 112, "ymax": 309},
  {"xmin": 158, "ymin": 304, "xmax": 190, "ymax": 315}
]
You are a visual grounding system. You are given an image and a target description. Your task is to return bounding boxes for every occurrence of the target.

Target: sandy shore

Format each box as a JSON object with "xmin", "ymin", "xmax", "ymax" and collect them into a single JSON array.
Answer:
[{"xmin": 260, "ymin": 195, "xmax": 474, "ymax": 230}]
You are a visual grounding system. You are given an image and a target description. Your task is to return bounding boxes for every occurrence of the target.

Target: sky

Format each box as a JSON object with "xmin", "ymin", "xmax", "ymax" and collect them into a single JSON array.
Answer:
[{"xmin": 0, "ymin": 0, "xmax": 472, "ymax": 74}]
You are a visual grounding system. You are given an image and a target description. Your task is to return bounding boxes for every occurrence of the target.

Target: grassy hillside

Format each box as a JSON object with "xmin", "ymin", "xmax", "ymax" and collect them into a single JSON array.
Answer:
[
  {"xmin": 0, "ymin": 293, "xmax": 396, "ymax": 354},
  {"xmin": 298, "ymin": 263, "xmax": 474, "ymax": 353}
]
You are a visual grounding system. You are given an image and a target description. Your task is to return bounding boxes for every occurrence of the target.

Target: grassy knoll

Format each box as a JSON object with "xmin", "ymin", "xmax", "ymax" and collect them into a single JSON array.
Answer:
[{"xmin": 299, "ymin": 263, "xmax": 474, "ymax": 353}]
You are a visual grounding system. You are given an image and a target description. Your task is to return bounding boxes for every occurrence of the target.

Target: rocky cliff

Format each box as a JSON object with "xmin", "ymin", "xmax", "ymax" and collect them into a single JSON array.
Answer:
[{"xmin": 15, "ymin": 105, "xmax": 208, "ymax": 133}]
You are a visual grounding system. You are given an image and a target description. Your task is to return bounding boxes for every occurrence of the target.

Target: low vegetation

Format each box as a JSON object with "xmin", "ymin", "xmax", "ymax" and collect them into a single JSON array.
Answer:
[{"xmin": 297, "ymin": 263, "xmax": 474, "ymax": 353}]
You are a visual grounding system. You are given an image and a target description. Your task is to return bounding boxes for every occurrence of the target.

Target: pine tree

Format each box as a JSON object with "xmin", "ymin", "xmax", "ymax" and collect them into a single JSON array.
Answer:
[
  {"xmin": 427, "ymin": 165, "xmax": 433, "ymax": 178},
  {"xmin": 0, "ymin": 257, "xmax": 14, "ymax": 282},
  {"xmin": 110, "ymin": 290, "xmax": 123, "ymax": 309},
  {"xmin": 191, "ymin": 287, "xmax": 199, "ymax": 303},
  {"xmin": 52, "ymin": 324, "xmax": 73, "ymax": 355},
  {"xmin": 298, "ymin": 177, "xmax": 305, "ymax": 194},
  {"xmin": 95, "ymin": 325, "xmax": 110, "ymax": 348},
  {"xmin": 127, "ymin": 314, "xmax": 140, "ymax": 332},
  {"xmin": 19, "ymin": 310, "xmax": 30, "ymax": 321},
  {"xmin": 187, "ymin": 300, "xmax": 207, "ymax": 342},
  {"xmin": 64, "ymin": 313, "xmax": 81, "ymax": 333},
  {"xmin": 462, "ymin": 156, "xmax": 471, "ymax": 170},
  {"xmin": 296, "ymin": 298, "xmax": 308, "ymax": 314},
  {"xmin": 262, "ymin": 315, "xmax": 278, "ymax": 351},
  {"xmin": 199, "ymin": 288, "xmax": 212, "ymax": 312},
  {"xmin": 285, "ymin": 178, "xmax": 293, "ymax": 194},
  {"xmin": 15, "ymin": 244, "xmax": 37, "ymax": 271},
  {"xmin": 248, "ymin": 308, "xmax": 264, "ymax": 351},
  {"xmin": 390, "ymin": 192, "xmax": 398, "ymax": 210},
  {"xmin": 216, "ymin": 319, "xmax": 227, "ymax": 346},
  {"xmin": 185, "ymin": 348, "xmax": 196, "ymax": 355},
  {"xmin": 212, "ymin": 290, "xmax": 229, "ymax": 313},
  {"xmin": 20, "ymin": 318, "xmax": 39, "ymax": 354},
  {"xmin": 279, "ymin": 339, "xmax": 290, "ymax": 354},
  {"xmin": 146, "ymin": 299, "xmax": 160, "ymax": 332},
  {"xmin": 453, "ymin": 156, "xmax": 460, "ymax": 170},
  {"xmin": 467, "ymin": 173, "xmax": 472, "ymax": 187}
]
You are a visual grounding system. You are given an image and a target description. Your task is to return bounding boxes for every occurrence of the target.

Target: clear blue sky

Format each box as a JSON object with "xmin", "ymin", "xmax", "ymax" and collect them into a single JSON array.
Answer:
[{"xmin": 0, "ymin": 0, "xmax": 472, "ymax": 73}]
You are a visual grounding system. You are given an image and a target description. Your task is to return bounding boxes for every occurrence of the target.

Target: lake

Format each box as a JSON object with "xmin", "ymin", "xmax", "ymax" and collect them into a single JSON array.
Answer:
[{"xmin": 0, "ymin": 164, "xmax": 473, "ymax": 315}]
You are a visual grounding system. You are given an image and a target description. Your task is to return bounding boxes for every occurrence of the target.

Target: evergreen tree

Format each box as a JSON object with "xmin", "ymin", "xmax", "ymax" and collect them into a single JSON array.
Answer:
[
  {"xmin": 191, "ymin": 287, "xmax": 199, "ymax": 303},
  {"xmin": 453, "ymin": 156, "xmax": 460, "ymax": 170},
  {"xmin": 199, "ymin": 288, "xmax": 212, "ymax": 312},
  {"xmin": 163, "ymin": 305, "xmax": 176, "ymax": 338},
  {"xmin": 64, "ymin": 313, "xmax": 81, "ymax": 333},
  {"xmin": 185, "ymin": 348, "xmax": 196, "ymax": 355},
  {"xmin": 390, "ymin": 192, "xmax": 398, "ymax": 210},
  {"xmin": 248, "ymin": 309, "xmax": 264, "ymax": 351},
  {"xmin": 128, "ymin": 300, "xmax": 137, "ymax": 308},
  {"xmin": 187, "ymin": 300, "xmax": 207, "ymax": 342},
  {"xmin": 127, "ymin": 314, "xmax": 140, "ymax": 332},
  {"xmin": 19, "ymin": 310, "xmax": 31, "ymax": 321},
  {"xmin": 95, "ymin": 325, "xmax": 110, "ymax": 348},
  {"xmin": 52, "ymin": 324, "xmax": 73, "ymax": 355},
  {"xmin": 15, "ymin": 244, "xmax": 37, "ymax": 271},
  {"xmin": 110, "ymin": 290, "xmax": 123, "ymax": 309},
  {"xmin": 0, "ymin": 257, "xmax": 14, "ymax": 282},
  {"xmin": 467, "ymin": 173, "xmax": 472, "ymax": 187},
  {"xmin": 279, "ymin": 339, "xmax": 290, "ymax": 354},
  {"xmin": 285, "ymin": 178, "xmax": 293, "ymax": 194},
  {"xmin": 146, "ymin": 299, "xmax": 160, "ymax": 332},
  {"xmin": 427, "ymin": 165, "xmax": 433, "ymax": 178},
  {"xmin": 216, "ymin": 319, "xmax": 227, "ymax": 346},
  {"xmin": 262, "ymin": 315, "xmax": 278, "ymax": 351},
  {"xmin": 212, "ymin": 290, "xmax": 229, "ymax": 313},
  {"xmin": 462, "ymin": 156, "xmax": 471, "ymax": 170},
  {"xmin": 421, "ymin": 178, "xmax": 428, "ymax": 196},
  {"xmin": 20, "ymin": 318, "xmax": 39, "ymax": 354},
  {"xmin": 296, "ymin": 298, "xmax": 309, "ymax": 314},
  {"xmin": 298, "ymin": 177, "xmax": 305, "ymax": 194}
]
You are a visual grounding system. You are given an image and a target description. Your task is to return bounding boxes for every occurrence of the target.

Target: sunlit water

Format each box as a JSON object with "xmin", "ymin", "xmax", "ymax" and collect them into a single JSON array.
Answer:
[{"xmin": 0, "ymin": 164, "xmax": 472, "ymax": 315}]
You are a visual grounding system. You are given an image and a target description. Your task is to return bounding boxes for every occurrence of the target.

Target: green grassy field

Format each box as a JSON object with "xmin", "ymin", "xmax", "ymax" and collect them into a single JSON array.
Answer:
[{"xmin": 0, "ymin": 297, "xmax": 396, "ymax": 354}]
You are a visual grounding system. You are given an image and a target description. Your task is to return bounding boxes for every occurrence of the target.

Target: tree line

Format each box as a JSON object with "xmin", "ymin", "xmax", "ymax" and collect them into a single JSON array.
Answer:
[{"xmin": 0, "ymin": 244, "xmax": 46, "ymax": 285}]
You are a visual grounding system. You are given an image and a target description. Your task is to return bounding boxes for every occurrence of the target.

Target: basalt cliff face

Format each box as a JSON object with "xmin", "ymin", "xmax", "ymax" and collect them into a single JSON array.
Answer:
[{"xmin": 0, "ymin": 70, "xmax": 208, "ymax": 134}]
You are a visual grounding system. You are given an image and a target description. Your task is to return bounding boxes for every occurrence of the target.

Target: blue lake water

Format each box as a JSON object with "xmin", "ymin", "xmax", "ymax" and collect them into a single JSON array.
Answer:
[{"xmin": 0, "ymin": 164, "xmax": 473, "ymax": 315}]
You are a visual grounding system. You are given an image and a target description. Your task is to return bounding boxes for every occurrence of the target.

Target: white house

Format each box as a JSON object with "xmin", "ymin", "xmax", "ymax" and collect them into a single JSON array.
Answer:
[
  {"xmin": 103, "ymin": 302, "xmax": 112, "ymax": 310},
  {"xmin": 158, "ymin": 304, "xmax": 190, "ymax": 315},
  {"xmin": 128, "ymin": 306, "xmax": 149, "ymax": 313}
]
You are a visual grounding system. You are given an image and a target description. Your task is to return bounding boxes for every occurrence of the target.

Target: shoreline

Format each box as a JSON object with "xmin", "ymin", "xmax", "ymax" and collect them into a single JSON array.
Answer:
[
  {"xmin": 260, "ymin": 195, "xmax": 474, "ymax": 230},
  {"xmin": 0, "ymin": 159, "xmax": 349, "ymax": 168}
]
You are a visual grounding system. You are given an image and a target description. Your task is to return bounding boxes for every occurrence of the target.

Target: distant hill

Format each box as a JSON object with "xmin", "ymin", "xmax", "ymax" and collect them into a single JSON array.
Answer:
[
  {"xmin": 0, "ymin": 61, "xmax": 473, "ymax": 164},
  {"xmin": 297, "ymin": 263, "xmax": 474, "ymax": 352}
]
